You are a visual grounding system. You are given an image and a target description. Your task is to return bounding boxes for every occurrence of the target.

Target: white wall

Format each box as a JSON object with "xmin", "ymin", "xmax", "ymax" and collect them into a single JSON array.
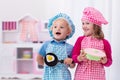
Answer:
[
  {"xmin": 0, "ymin": 0, "xmax": 68, "ymax": 21},
  {"xmin": 110, "ymin": 0, "xmax": 120, "ymax": 79}
]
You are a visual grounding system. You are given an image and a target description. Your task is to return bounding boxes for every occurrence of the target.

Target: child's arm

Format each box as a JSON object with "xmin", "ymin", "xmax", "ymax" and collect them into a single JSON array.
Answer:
[
  {"xmin": 102, "ymin": 39, "xmax": 112, "ymax": 67},
  {"xmin": 37, "ymin": 41, "xmax": 49, "ymax": 66},
  {"xmin": 72, "ymin": 36, "xmax": 84, "ymax": 63},
  {"xmin": 36, "ymin": 54, "xmax": 44, "ymax": 66}
]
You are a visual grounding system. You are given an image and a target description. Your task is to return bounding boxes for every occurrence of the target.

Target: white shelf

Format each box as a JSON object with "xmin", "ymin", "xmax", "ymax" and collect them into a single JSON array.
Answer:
[{"xmin": 17, "ymin": 59, "xmax": 33, "ymax": 61}]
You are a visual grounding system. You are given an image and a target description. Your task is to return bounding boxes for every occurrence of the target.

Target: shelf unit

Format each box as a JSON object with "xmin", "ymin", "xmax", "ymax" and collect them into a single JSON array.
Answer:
[
  {"xmin": 16, "ymin": 47, "xmax": 33, "ymax": 74},
  {"xmin": 0, "ymin": 19, "xmax": 48, "ymax": 79},
  {"xmin": 2, "ymin": 21, "xmax": 18, "ymax": 44}
]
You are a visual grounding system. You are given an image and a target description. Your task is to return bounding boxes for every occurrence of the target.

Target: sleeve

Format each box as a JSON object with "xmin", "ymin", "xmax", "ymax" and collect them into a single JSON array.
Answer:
[
  {"xmin": 38, "ymin": 41, "xmax": 49, "ymax": 57},
  {"xmin": 103, "ymin": 39, "xmax": 112, "ymax": 67},
  {"xmin": 66, "ymin": 43, "xmax": 73, "ymax": 57},
  {"xmin": 72, "ymin": 36, "xmax": 84, "ymax": 63}
]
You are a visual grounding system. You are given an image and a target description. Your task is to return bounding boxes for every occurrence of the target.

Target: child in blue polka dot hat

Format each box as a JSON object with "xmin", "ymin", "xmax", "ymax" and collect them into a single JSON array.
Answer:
[{"xmin": 37, "ymin": 13, "xmax": 75, "ymax": 80}]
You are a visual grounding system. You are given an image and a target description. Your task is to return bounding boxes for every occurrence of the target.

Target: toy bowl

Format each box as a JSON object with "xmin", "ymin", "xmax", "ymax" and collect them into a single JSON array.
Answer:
[{"xmin": 84, "ymin": 48, "xmax": 106, "ymax": 61}]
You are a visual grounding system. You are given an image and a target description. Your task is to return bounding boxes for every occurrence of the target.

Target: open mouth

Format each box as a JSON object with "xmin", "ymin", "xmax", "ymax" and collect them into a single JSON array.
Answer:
[{"xmin": 56, "ymin": 32, "xmax": 61, "ymax": 35}]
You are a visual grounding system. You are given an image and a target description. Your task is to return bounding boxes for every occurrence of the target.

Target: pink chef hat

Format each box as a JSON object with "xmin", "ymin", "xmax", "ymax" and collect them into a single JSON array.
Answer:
[{"xmin": 81, "ymin": 7, "xmax": 108, "ymax": 26}]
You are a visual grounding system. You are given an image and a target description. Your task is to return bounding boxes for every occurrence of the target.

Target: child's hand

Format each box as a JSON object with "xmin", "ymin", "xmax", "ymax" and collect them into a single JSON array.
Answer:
[
  {"xmin": 77, "ymin": 50, "xmax": 87, "ymax": 62},
  {"xmin": 64, "ymin": 58, "xmax": 73, "ymax": 65},
  {"xmin": 37, "ymin": 54, "xmax": 44, "ymax": 66},
  {"xmin": 99, "ymin": 57, "xmax": 107, "ymax": 64},
  {"xmin": 64, "ymin": 58, "xmax": 75, "ymax": 68}
]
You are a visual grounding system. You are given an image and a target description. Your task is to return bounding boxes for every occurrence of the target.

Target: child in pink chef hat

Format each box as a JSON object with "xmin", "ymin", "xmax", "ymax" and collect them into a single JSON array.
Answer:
[{"xmin": 72, "ymin": 7, "xmax": 112, "ymax": 80}]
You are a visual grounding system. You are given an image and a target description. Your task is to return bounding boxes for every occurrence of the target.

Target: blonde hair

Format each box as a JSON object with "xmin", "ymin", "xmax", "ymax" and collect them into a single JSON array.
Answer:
[
  {"xmin": 51, "ymin": 18, "xmax": 72, "ymax": 35},
  {"xmin": 93, "ymin": 24, "xmax": 104, "ymax": 39}
]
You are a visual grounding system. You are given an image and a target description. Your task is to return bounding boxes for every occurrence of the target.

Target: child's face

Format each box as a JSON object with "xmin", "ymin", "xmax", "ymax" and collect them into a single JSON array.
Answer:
[
  {"xmin": 82, "ymin": 20, "xmax": 94, "ymax": 36},
  {"xmin": 51, "ymin": 18, "xmax": 71, "ymax": 41}
]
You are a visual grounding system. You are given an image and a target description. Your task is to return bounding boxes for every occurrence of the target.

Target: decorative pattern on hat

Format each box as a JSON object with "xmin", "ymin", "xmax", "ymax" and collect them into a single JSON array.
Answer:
[
  {"xmin": 47, "ymin": 13, "xmax": 75, "ymax": 39},
  {"xmin": 81, "ymin": 7, "xmax": 108, "ymax": 26}
]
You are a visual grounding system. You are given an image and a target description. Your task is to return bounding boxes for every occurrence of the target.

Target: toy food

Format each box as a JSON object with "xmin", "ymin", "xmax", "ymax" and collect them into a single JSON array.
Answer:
[
  {"xmin": 84, "ymin": 48, "xmax": 106, "ymax": 61},
  {"xmin": 44, "ymin": 53, "xmax": 64, "ymax": 66},
  {"xmin": 46, "ymin": 55, "xmax": 55, "ymax": 62}
]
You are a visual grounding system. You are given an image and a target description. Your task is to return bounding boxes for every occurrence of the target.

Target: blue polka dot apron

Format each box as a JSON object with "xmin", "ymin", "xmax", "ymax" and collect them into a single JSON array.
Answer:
[{"xmin": 43, "ymin": 42, "xmax": 71, "ymax": 80}]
